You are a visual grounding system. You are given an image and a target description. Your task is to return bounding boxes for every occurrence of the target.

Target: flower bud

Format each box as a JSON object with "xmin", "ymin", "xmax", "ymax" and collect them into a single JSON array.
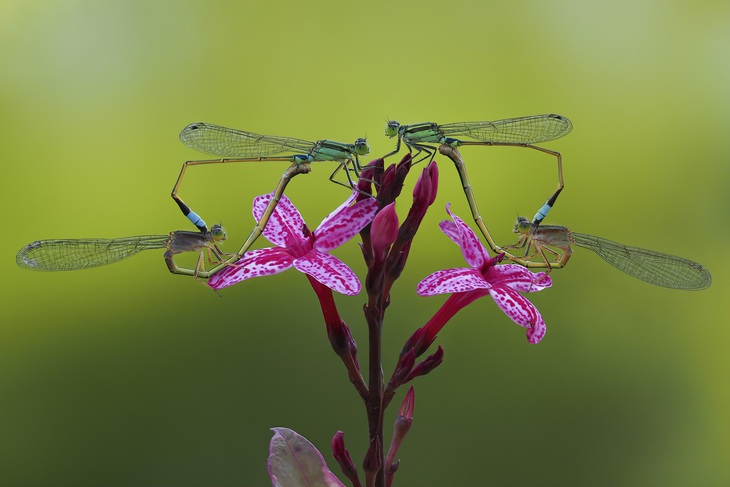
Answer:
[
  {"xmin": 370, "ymin": 203, "xmax": 399, "ymax": 261},
  {"xmin": 357, "ymin": 158, "xmax": 384, "ymax": 201},
  {"xmin": 406, "ymin": 345, "xmax": 444, "ymax": 381},
  {"xmin": 412, "ymin": 163, "xmax": 434, "ymax": 208},
  {"xmin": 332, "ymin": 431, "xmax": 360, "ymax": 485},
  {"xmin": 385, "ymin": 387, "xmax": 415, "ymax": 487},
  {"xmin": 398, "ymin": 386, "xmax": 415, "ymax": 421},
  {"xmin": 425, "ymin": 160, "xmax": 439, "ymax": 206}
]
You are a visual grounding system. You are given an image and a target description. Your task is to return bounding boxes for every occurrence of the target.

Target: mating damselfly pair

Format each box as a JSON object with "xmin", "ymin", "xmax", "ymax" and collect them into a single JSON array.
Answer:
[{"xmin": 16, "ymin": 115, "xmax": 711, "ymax": 290}]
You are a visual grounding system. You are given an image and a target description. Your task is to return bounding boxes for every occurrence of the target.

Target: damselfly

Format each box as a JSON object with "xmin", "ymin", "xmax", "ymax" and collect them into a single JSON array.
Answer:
[
  {"xmin": 16, "ymin": 225, "xmax": 229, "ymax": 279},
  {"xmin": 509, "ymin": 216, "xmax": 711, "ymax": 290},
  {"xmin": 172, "ymin": 123, "xmax": 370, "ymax": 267},
  {"xmin": 386, "ymin": 114, "xmax": 572, "ymax": 225}
]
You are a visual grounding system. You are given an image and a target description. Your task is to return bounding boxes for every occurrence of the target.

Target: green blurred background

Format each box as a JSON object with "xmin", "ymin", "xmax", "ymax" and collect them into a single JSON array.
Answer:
[{"xmin": 2, "ymin": 1, "xmax": 728, "ymax": 486}]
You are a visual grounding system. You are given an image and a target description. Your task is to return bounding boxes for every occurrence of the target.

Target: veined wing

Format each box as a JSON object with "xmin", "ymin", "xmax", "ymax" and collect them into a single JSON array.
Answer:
[
  {"xmin": 16, "ymin": 235, "xmax": 169, "ymax": 271},
  {"xmin": 571, "ymin": 232, "xmax": 712, "ymax": 290},
  {"xmin": 439, "ymin": 114, "xmax": 573, "ymax": 144},
  {"xmin": 179, "ymin": 123, "xmax": 317, "ymax": 158}
]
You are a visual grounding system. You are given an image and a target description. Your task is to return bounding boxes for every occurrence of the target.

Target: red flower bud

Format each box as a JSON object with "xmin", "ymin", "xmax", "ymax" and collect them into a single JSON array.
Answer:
[
  {"xmin": 371, "ymin": 203, "xmax": 399, "ymax": 261},
  {"xmin": 406, "ymin": 345, "xmax": 444, "ymax": 381},
  {"xmin": 332, "ymin": 431, "xmax": 360, "ymax": 486}
]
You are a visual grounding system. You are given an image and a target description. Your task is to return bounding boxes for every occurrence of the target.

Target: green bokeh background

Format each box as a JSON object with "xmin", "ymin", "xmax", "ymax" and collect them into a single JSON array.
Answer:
[{"xmin": 2, "ymin": 1, "xmax": 728, "ymax": 486}]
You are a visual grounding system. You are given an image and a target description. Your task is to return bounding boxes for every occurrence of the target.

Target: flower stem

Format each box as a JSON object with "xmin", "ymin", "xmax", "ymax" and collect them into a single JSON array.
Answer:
[{"xmin": 363, "ymin": 298, "xmax": 386, "ymax": 487}]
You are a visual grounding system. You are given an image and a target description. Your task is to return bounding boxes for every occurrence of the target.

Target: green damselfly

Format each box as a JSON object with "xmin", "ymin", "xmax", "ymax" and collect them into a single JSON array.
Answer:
[
  {"xmin": 509, "ymin": 216, "xmax": 711, "ymax": 290},
  {"xmin": 386, "ymin": 114, "xmax": 572, "ymax": 223},
  {"xmin": 386, "ymin": 115, "xmax": 571, "ymax": 231},
  {"xmin": 172, "ymin": 123, "xmax": 370, "ymax": 268}
]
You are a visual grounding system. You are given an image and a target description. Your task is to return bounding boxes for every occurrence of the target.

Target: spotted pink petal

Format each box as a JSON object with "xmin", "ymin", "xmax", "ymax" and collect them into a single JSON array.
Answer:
[
  {"xmin": 208, "ymin": 248, "xmax": 294, "ymax": 290},
  {"xmin": 253, "ymin": 194, "xmax": 307, "ymax": 248},
  {"xmin": 488, "ymin": 286, "xmax": 545, "ymax": 343},
  {"xmin": 315, "ymin": 198, "xmax": 379, "ymax": 252},
  {"xmin": 485, "ymin": 264, "xmax": 553, "ymax": 292},
  {"xmin": 446, "ymin": 206, "xmax": 488, "ymax": 268},
  {"xmin": 318, "ymin": 192, "xmax": 357, "ymax": 229},
  {"xmin": 438, "ymin": 220, "xmax": 461, "ymax": 247},
  {"xmin": 294, "ymin": 251, "xmax": 361, "ymax": 296},
  {"xmin": 417, "ymin": 268, "xmax": 491, "ymax": 296},
  {"xmin": 526, "ymin": 314, "xmax": 546, "ymax": 344}
]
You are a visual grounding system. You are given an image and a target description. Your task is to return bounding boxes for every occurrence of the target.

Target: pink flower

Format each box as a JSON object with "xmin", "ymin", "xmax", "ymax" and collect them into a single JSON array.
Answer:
[
  {"xmin": 209, "ymin": 193, "xmax": 378, "ymax": 295},
  {"xmin": 416, "ymin": 205, "xmax": 552, "ymax": 344}
]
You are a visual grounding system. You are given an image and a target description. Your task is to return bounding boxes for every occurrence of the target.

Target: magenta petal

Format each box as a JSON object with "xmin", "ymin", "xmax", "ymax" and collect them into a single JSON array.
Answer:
[
  {"xmin": 294, "ymin": 251, "xmax": 361, "ymax": 296},
  {"xmin": 208, "ymin": 248, "xmax": 294, "ymax": 290},
  {"xmin": 528, "ymin": 272, "xmax": 552, "ymax": 291},
  {"xmin": 318, "ymin": 192, "xmax": 357, "ymax": 229},
  {"xmin": 439, "ymin": 220, "xmax": 461, "ymax": 247},
  {"xmin": 526, "ymin": 313, "xmax": 546, "ymax": 344},
  {"xmin": 485, "ymin": 264, "xmax": 553, "ymax": 292},
  {"xmin": 253, "ymin": 193, "xmax": 307, "ymax": 248},
  {"xmin": 315, "ymin": 198, "xmax": 378, "ymax": 252},
  {"xmin": 417, "ymin": 268, "xmax": 490, "ymax": 296},
  {"xmin": 446, "ymin": 207, "xmax": 488, "ymax": 268},
  {"xmin": 488, "ymin": 286, "xmax": 545, "ymax": 341}
]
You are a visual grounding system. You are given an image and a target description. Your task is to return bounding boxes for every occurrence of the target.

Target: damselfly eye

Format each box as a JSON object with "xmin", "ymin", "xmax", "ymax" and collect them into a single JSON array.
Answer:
[
  {"xmin": 354, "ymin": 138, "xmax": 370, "ymax": 156},
  {"xmin": 515, "ymin": 217, "xmax": 532, "ymax": 234},
  {"xmin": 384, "ymin": 121, "xmax": 400, "ymax": 137},
  {"xmin": 211, "ymin": 225, "xmax": 227, "ymax": 241}
]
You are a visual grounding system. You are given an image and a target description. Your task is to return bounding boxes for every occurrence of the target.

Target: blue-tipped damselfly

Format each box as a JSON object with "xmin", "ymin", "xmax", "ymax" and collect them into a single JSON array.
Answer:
[
  {"xmin": 17, "ymin": 224, "xmax": 230, "ymax": 279},
  {"xmin": 384, "ymin": 115, "xmax": 571, "ymax": 228},
  {"xmin": 172, "ymin": 123, "xmax": 370, "ymax": 269},
  {"xmin": 509, "ymin": 216, "xmax": 711, "ymax": 289}
]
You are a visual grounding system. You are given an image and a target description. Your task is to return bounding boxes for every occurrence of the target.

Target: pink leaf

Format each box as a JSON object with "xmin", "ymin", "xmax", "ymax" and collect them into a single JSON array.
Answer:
[{"xmin": 268, "ymin": 428, "xmax": 345, "ymax": 487}]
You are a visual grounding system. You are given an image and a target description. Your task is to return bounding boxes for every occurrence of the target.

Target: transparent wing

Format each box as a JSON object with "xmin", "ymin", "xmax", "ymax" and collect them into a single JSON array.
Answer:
[
  {"xmin": 439, "ymin": 114, "xmax": 573, "ymax": 144},
  {"xmin": 179, "ymin": 123, "xmax": 317, "ymax": 157},
  {"xmin": 16, "ymin": 235, "xmax": 169, "ymax": 271},
  {"xmin": 571, "ymin": 232, "xmax": 712, "ymax": 290}
]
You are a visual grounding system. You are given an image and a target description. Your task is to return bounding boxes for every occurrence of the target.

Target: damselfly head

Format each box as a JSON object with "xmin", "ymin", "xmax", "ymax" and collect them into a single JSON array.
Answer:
[
  {"xmin": 354, "ymin": 137, "xmax": 370, "ymax": 156},
  {"xmin": 384, "ymin": 120, "xmax": 400, "ymax": 138},
  {"xmin": 210, "ymin": 224, "xmax": 227, "ymax": 242},
  {"xmin": 514, "ymin": 216, "xmax": 532, "ymax": 235}
]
